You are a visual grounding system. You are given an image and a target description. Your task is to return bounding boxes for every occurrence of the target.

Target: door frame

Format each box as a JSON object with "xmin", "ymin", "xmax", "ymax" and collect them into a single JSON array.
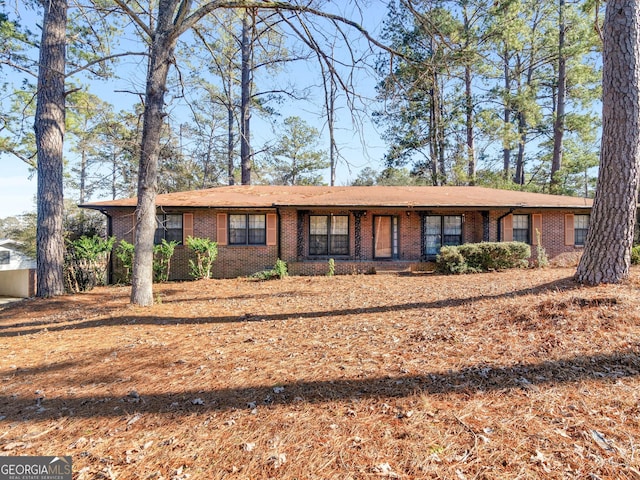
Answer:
[{"xmin": 373, "ymin": 215, "xmax": 398, "ymax": 259}]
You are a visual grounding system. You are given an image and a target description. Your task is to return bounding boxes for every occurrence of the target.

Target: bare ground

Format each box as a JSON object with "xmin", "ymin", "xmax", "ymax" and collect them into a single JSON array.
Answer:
[{"xmin": 1, "ymin": 267, "xmax": 640, "ymax": 479}]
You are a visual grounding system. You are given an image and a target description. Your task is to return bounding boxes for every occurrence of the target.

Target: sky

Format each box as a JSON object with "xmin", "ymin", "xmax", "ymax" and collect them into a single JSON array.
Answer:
[{"xmin": 0, "ymin": 1, "xmax": 391, "ymax": 219}]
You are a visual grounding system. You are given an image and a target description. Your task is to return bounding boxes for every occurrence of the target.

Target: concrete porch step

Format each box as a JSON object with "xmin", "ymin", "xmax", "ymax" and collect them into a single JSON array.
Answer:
[{"xmin": 370, "ymin": 263, "xmax": 414, "ymax": 274}]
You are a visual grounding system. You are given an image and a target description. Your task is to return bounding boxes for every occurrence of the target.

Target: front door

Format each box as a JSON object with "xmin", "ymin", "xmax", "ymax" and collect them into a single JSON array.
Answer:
[{"xmin": 374, "ymin": 216, "xmax": 397, "ymax": 258}]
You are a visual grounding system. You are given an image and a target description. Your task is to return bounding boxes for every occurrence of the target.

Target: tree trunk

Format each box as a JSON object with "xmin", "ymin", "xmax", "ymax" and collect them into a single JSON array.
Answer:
[
  {"xmin": 429, "ymin": 83, "xmax": 439, "ymax": 185},
  {"xmin": 576, "ymin": 0, "xmax": 640, "ymax": 284},
  {"xmin": 428, "ymin": 61, "xmax": 441, "ymax": 186},
  {"xmin": 111, "ymin": 151, "xmax": 117, "ymax": 199},
  {"xmin": 130, "ymin": 2, "xmax": 180, "ymax": 306},
  {"xmin": 550, "ymin": 0, "xmax": 566, "ymax": 193},
  {"xmin": 502, "ymin": 120, "xmax": 511, "ymax": 179},
  {"xmin": 463, "ymin": 6, "xmax": 476, "ymax": 185},
  {"xmin": 240, "ymin": 9, "xmax": 253, "ymax": 185},
  {"xmin": 328, "ymin": 76, "xmax": 337, "ymax": 186},
  {"xmin": 203, "ymin": 133, "xmax": 213, "ymax": 188},
  {"xmin": 465, "ymin": 64, "xmax": 476, "ymax": 185},
  {"xmin": 502, "ymin": 47, "xmax": 511, "ymax": 180},
  {"xmin": 514, "ymin": 111, "xmax": 527, "ymax": 185},
  {"xmin": 34, "ymin": 0, "xmax": 67, "ymax": 298},
  {"xmin": 79, "ymin": 148, "xmax": 87, "ymax": 204},
  {"xmin": 437, "ymin": 78, "xmax": 446, "ymax": 184},
  {"xmin": 227, "ymin": 85, "xmax": 235, "ymax": 185}
]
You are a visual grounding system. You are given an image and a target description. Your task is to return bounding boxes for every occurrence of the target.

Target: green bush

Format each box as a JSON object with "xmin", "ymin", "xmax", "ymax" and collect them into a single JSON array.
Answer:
[
  {"xmin": 153, "ymin": 239, "xmax": 179, "ymax": 283},
  {"xmin": 273, "ymin": 258, "xmax": 288, "ymax": 279},
  {"xmin": 250, "ymin": 269, "xmax": 278, "ymax": 281},
  {"xmin": 186, "ymin": 236, "xmax": 218, "ymax": 279},
  {"xmin": 454, "ymin": 243, "xmax": 483, "ymax": 272},
  {"xmin": 250, "ymin": 258, "xmax": 289, "ymax": 281},
  {"xmin": 436, "ymin": 246, "xmax": 468, "ymax": 274},
  {"xmin": 64, "ymin": 235, "xmax": 116, "ymax": 292},
  {"xmin": 327, "ymin": 258, "xmax": 335, "ymax": 277},
  {"xmin": 436, "ymin": 242, "xmax": 531, "ymax": 274},
  {"xmin": 632, "ymin": 245, "xmax": 640, "ymax": 265},
  {"xmin": 114, "ymin": 240, "xmax": 135, "ymax": 284}
]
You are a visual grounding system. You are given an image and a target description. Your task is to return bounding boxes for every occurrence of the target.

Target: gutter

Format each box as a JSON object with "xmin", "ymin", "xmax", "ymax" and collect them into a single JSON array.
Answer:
[{"xmin": 79, "ymin": 202, "xmax": 594, "ymax": 211}]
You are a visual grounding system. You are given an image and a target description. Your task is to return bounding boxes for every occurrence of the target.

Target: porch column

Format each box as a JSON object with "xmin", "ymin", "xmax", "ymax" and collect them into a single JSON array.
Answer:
[
  {"xmin": 296, "ymin": 210, "xmax": 307, "ymax": 260},
  {"xmin": 419, "ymin": 212, "xmax": 427, "ymax": 261},
  {"xmin": 351, "ymin": 210, "xmax": 366, "ymax": 260},
  {"xmin": 482, "ymin": 211, "xmax": 490, "ymax": 241}
]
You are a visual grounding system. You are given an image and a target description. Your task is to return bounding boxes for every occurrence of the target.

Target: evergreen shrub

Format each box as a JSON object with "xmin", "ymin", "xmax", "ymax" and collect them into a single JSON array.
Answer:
[{"xmin": 436, "ymin": 242, "xmax": 531, "ymax": 274}]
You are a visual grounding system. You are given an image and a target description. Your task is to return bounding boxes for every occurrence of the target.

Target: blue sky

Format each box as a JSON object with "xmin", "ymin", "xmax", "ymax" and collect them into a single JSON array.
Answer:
[{"xmin": 0, "ymin": 2, "xmax": 390, "ymax": 219}]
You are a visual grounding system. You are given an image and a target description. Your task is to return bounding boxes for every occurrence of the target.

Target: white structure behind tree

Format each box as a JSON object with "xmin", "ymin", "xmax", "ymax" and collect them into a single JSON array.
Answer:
[{"xmin": 0, "ymin": 240, "xmax": 37, "ymax": 298}]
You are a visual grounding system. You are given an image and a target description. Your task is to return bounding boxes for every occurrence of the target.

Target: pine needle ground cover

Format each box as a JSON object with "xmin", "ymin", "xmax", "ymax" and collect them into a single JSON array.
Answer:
[{"xmin": 1, "ymin": 268, "xmax": 640, "ymax": 479}]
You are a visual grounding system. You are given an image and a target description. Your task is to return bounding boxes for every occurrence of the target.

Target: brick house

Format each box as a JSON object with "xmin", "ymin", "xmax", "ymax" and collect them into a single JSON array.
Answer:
[{"xmin": 81, "ymin": 185, "xmax": 593, "ymax": 280}]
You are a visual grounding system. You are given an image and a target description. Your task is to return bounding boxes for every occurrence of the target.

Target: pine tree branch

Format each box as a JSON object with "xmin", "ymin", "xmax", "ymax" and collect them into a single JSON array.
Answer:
[{"xmin": 65, "ymin": 51, "xmax": 148, "ymax": 78}]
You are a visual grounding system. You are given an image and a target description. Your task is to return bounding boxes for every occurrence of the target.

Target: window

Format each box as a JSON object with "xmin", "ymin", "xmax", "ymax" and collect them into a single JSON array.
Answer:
[
  {"xmin": 309, "ymin": 215, "xmax": 349, "ymax": 256},
  {"xmin": 574, "ymin": 214, "xmax": 589, "ymax": 246},
  {"xmin": 229, "ymin": 214, "xmax": 266, "ymax": 245},
  {"xmin": 424, "ymin": 215, "xmax": 463, "ymax": 256},
  {"xmin": 0, "ymin": 251, "xmax": 9, "ymax": 265},
  {"xmin": 154, "ymin": 214, "xmax": 183, "ymax": 244},
  {"xmin": 512, "ymin": 214, "xmax": 530, "ymax": 243}
]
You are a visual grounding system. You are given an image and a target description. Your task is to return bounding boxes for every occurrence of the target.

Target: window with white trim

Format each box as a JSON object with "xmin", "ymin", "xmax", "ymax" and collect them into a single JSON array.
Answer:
[
  {"xmin": 574, "ymin": 214, "xmax": 589, "ymax": 246},
  {"xmin": 229, "ymin": 214, "xmax": 266, "ymax": 245},
  {"xmin": 512, "ymin": 214, "xmax": 530, "ymax": 243}
]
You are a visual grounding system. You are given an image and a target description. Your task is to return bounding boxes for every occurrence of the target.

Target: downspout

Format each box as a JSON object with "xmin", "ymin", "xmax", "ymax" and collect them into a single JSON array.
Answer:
[
  {"xmin": 276, "ymin": 207, "xmax": 281, "ymax": 261},
  {"xmin": 496, "ymin": 208, "xmax": 515, "ymax": 242}
]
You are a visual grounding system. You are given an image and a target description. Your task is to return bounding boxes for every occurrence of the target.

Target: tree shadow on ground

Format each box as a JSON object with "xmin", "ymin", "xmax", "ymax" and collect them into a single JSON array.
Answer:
[
  {"xmin": 1, "ymin": 350, "xmax": 637, "ymax": 421},
  {"xmin": 0, "ymin": 277, "xmax": 581, "ymax": 337}
]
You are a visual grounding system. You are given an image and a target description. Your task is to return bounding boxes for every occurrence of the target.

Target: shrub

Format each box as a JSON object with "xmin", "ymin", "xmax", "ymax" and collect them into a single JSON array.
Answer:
[
  {"xmin": 632, "ymin": 245, "xmax": 640, "ymax": 265},
  {"xmin": 114, "ymin": 240, "xmax": 135, "ymax": 284},
  {"xmin": 250, "ymin": 269, "xmax": 278, "ymax": 281},
  {"xmin": 186, "ymin": 236, "xmax": 218, "ymax": 279},
  {"xmin": 250, "ymin": 259, "xmax": 289, "ymax": 281},
  {"xmin": 327, "ymin": 258, "xmax": 335, "ymax": 277},
  {"xmin": 273, "ymin": 258, "xmax": 288, "ymax": 279},
  {"xmin": 64, "ymin": 235, "xmax": 116, "ymax": 292},
  {"xmin": 502, "ymin": 242, "xmax": 532, "ymax": 269},
  {"xmin": 153, "ymin": 239, "xmax": 179, "ymax": 283},
  {"xmin": 436, "ymin": 242, "xmax": 530, "ymax": 274},
  {"xmin": 436, "ymin": 246, "xmax": 468, "ymax": 274},
  {"xmin": 454, "ymin": 243, "xmax": 483, "ymax": 273},
  {"xmin": 534, "ymin": 229, "xmax": 549, "ymax": 268}
]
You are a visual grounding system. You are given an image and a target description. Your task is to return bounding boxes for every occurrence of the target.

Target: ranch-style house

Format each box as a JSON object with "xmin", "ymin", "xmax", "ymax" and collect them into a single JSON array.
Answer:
[{"xmin": 81, "ymin": 185, "xmax": 593, "ymax": 280}]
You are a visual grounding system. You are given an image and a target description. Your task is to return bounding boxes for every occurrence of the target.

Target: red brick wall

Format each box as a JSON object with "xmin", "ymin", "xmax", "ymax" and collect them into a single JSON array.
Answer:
[
  {"xmin": 531, "ymin": 210, "xmax": 585, "ymax": 260},
  {"xmin": 280, "ymin": 209, "xmax": 298, "ymax": 261},
  {"xmin": 486, "ymin": 209, "xmax": 585, "ymax": 263},
  {"xmin": 109, "ymin": 208, "xmax": 279, "ymax": 281},
  {"xmin": 107, "ymin": 207, "xmax": 588, "ymax": 280}
]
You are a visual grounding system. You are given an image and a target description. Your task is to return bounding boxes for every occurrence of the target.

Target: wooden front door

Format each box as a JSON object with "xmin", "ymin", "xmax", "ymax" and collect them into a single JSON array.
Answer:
[{"xmin": 374, "ymin": 216, "xmax": 393, "ymax": 258}]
